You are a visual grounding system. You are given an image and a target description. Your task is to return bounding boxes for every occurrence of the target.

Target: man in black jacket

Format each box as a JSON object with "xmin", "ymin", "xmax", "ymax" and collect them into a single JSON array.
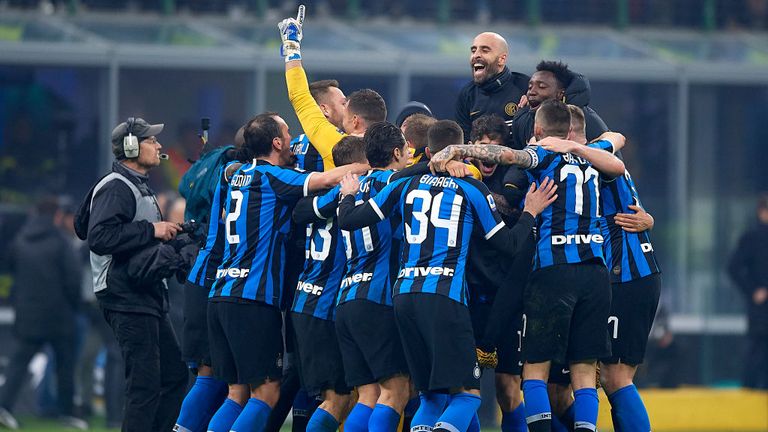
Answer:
[
  {"xmin": 0, "ymin": 197, "xmax": 86, "ymax": 430},
  {"xmin": 74, "ymin": 117, "xmax": 188, "ymax": 432},
  {"xmin": 455, "ymin": 32, "xmax": 530, "ymax": 140},
  {"xmin": 508, "ymin": 60, "xmax": 609, "ymax": 149},
  {"xmin": 728, "ymin": 194, "xmax": 768, "ymax": 389}
]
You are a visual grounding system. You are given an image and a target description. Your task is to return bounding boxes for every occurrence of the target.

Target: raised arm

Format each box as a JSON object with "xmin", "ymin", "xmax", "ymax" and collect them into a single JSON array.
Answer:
[
  {"xmin": 539, "ymin": 136, "xmax": 625, "ymax": 178},
  {"xmin": 306, "ymin": 162, "xmax": 369, "ymax": 193}
]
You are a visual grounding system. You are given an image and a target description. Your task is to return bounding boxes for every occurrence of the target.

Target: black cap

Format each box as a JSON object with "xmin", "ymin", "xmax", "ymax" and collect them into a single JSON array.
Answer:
[
  {"xmin": 111, "ymin": 117, "xmax": 164, "ymax": 146},
  {"xmin": 395, "ymin": 101, "xmax": 434, "ymax": 128}
]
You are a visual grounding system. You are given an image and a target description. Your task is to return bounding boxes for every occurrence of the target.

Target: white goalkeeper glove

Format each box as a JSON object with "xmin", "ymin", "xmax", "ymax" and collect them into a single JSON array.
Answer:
[{"xmin": 278, "ymin": 5, "xmax": 305, "ymax": 62}]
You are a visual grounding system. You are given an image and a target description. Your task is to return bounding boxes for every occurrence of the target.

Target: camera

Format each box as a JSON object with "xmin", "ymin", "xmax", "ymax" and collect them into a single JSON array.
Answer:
[{"xmin": 179, "ymin": 220, "xmax": 199, "ymax": 234}]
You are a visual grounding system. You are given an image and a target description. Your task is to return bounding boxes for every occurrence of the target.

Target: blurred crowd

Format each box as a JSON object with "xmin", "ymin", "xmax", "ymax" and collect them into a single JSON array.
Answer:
[{"xmin": 1, "ymin": 0, "xmax": 767, "ymax": 30}]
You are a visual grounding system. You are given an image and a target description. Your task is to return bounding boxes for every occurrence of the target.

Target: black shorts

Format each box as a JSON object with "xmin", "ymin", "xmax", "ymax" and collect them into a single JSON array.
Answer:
[
  {"xmin": 207, "ymin": 300, "xmax": 283, "ymax": 385},
  {"xmin": 522, "ymin": 262, "xmax": 611, "ymax": 365},
  {"xmin": 469, "ymin": 302, "xmax": 523, "ymax": 376},
  {"xmin": 291, "ymin": 312, "xmax": 351, "ymax": 396},
  {"xmin": 182, "ymin": 281, "xmax": 212, "ymax": 366},
  {"xmin": 335, "ymin": 300, "xmax": 409, "ymax": 387},
  {"xmin": 602, "ymin": 273, "xmax": 662, "ymax": 366},
  {"xmin": 394, "ymin": 293, "xmax": 480, "ymax": 392}
]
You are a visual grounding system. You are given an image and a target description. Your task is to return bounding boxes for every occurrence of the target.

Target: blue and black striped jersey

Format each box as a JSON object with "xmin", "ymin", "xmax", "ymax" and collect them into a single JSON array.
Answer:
[
  {"xmin": 210, "ymin": 160, "xmax": 314, "ymax": 305},
  {"xmin": 291, "ymin": 191, "xmax": 346, "ymax": 321},
  {"xmin": 187, "ymin": 166, "xmax": 228, "ymax": 288},
  {"xmin": 523, "ymin": 143, "xmax": 605, "ymax": 270},
  {"xmin": 291, "ymin": 134, "xmax": 324, "ymax": 173},
  {"xmin": 335, "ymin": 169, "xmax": 401, "ymax": 306},
  {"xmin": 587, "ymin": 141, "xmax": 660, "ymax": 283},
  {"xmin": 342, "ymin": 174, "xmax": 507, "ymax": 305}
]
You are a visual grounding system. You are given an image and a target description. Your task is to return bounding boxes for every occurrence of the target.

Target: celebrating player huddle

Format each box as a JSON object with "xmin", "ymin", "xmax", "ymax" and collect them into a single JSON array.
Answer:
[{"xmin": 173, "ymin": 5, "xmax": 661, "ymax": 432}]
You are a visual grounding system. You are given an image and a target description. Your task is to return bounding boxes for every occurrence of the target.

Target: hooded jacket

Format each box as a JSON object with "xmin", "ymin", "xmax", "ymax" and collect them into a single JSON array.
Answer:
[
  {"xmin": 10, "ymin": 215, "xmax": 81, "ymax": 338},
  {"xmin": 455, "ymin": 67, "xmax": 530, "ymax": 141},
  {"xmin": 509, "ymin": 72, "xmax": 609, "ymax": 149},
  {"xmin": 75, "ymin": 161, "xmax": 179, "ymax": 316}
]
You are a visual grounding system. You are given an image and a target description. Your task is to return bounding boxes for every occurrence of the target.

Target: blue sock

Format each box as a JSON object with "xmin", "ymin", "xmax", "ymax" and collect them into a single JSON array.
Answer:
[
  {"xmin": 608, "ymin": 384, "xmax": 650, "ymax": 432},
  {"xmin": 344, "ymin": 403, "xmax": 373, "ymax": 432},
  {"xmin": 411, "ymin": 392, "xmax": 448, "ymax": 431},
  {"xmin": 207, "ymin": 398, "xmax": 243, "ymax": 432},
  {"xmin": 551, "ymin": 414, "xmax": 570, "ymax": 432},
  {"xmin": 573, "ymin": 388, "xmax": 598, "ymax": 431},
  {"xmin": 307, "ymin": 407, "xmax": 339, "ymax": 432},
  {"xmin": 521, "ymin": 380, "xmax": 551, "ymax": 432},
  {"xmin": 230, "ymin": 398, "xmax": 272, "ymax": 432},
  {"xmin": 467, "ymin": 413, "xmax": 480, "ymax": 432},
  {"xmin": 369, "ymin": 404, "xmax": 401, "ymax": 432},
  {"xmin": 434, "ymin": 393, "xmax": 481, "ymax": 432},
  {"xmin": 500, "ymin": 403, "xmax": 528, "ymax": 432},
  {"xmin": 175, "ymin": 376, "xmax": 228, "ymax": 432}
]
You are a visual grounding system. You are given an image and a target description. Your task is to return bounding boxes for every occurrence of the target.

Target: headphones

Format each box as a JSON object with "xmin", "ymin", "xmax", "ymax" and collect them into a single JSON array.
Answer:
[{"xmin": 123, "ymin": 117, "xmax": 140, "ymax": 159}]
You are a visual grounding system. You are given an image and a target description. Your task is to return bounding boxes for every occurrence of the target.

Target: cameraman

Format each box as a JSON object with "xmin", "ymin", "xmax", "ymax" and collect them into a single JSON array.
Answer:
[{"xmin": 74, "ymin": 117, "xmax": 188, "ymax": 432}]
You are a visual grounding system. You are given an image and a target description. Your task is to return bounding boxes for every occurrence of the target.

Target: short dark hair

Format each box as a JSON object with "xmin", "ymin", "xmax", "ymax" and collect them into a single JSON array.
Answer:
[
  {"xmin": 567, "ymin": 105, "xmax": 586, "ymax": 136},
  {"xmin": 535, "ymin": 100, "xmax": 571, "ymax": 139},
  {"xmin": 238, "ymin": 112, "xmax": 280, "ymax": 161},
  {"xmin": 333, "ymin": 136, "xmax": 367, "ymax": 166},
  {"xmin": 536, "ymin": 60, "xmax": 573, "ymax": 90},
  {"xmin": 364, "ymin": 122, "xmax": 406, "ymax": 168},
  {"xmin": 402, "ymin": 113, "xmax": 436, "ymax": 150},
  {"xmin": 309, "ymin": 79, "xmax": 340, "ymax": 104},
  {"xmin": 428, "ymin": 120, "xmax": 464, "ymax": 153},
  {"xmin": 347, "ymin": 89, "xmax": 387, "ymax": 126},
  {"xmin": 470, "ymin": 114, "xmax": 509, "ymax": 144}
]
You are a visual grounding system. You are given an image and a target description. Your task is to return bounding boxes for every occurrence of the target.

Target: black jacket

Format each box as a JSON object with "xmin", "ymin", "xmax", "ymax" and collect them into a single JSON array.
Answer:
[
  {"xmin": 728, "ymin": 223, "xmax": 768, "ymax": 335},
  {"xmin": 509, "ymin": 72, "xmax": 609, "ymax": 149},
  {"xmin": 455, "ymin": 67, "xmax": 530, "ymax": 141},
  {"xmin": 10, "ymin": 216, "xmax": 81, "ymax": 338},
  {"xmin": 75, "ymin": 162, "xmax": 175, "ymax": 316}
]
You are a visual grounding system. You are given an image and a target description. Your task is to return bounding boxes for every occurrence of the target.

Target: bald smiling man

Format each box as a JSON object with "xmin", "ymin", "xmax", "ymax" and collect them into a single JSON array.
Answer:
[{"xmin": 455, "ymin": 32, "xmax": 529, "ymax": 142}]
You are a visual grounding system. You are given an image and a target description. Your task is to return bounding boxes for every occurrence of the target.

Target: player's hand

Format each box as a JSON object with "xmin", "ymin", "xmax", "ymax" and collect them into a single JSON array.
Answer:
[
  {"xmin": 539, "ymin": 137, "xmax": 577, "ymax": 154},
  {"xmin": 428, "ymin": 146, "xmax": 459, "ymax": 174},
  {"xmin": 476, "ymin": 347, "xmax": 498, "ymax": 369},
  {"xmin": 153, "ymin": 222, "xmax": 181, "ymax": 242},
  {"xmin": 443, "ymin": 160, "xmax": 472, "ymax": 177},
  {"xmin": 614, "ymin": 205, "xmax": 654, "ymax": 232},
  {"xmin": 754, "ymin": 287, "xmax": 768, "ymax": 305},
  {"xmin": 522, "ymin": 178, "xmax": 558, "ymax": 218},
  {"xmin": 278, "ymin": 5, "xmax": 305, "ymax": 61},
  {"xmin": 518, "ymin": 94, "xmax": 528, "ymax": 109},
  {"xmin": 339, "ymin": 172, "xmax": 360, "ymax": 197}
]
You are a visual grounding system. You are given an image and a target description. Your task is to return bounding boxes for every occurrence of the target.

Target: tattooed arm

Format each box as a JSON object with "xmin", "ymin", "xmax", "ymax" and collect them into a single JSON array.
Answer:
[{"xmin": 429, "ymin": 144, "xmax": 533, "ymax": 173}]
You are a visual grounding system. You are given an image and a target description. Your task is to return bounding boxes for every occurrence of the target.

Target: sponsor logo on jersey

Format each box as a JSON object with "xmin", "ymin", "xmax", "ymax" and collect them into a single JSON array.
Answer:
[
  {"xmin": 230, "ymin": 174, "xmax": 252, "ymax": 187},
  {"xmin": 340, "ymin": 272, "xmax": 373, "ymax": 288},
  {"xmin": 418, "ymin": 175, "xmax": 458, "ymax": 189},
  {"xmin": 551, "ymin": 234, "xmax": 604, "ymax": 245},
  {"xmin": 641, "ymin": 242, "xmax": 654, "ymax": 253},
  {"xmin": 398, "ymin": 266, "xmax": 455, "ymax": 278},
  {"xmin": 296, "ymin": 280, "xmax": 324, "ymax": 295},
  {"xmin": 216, "ymin": 267, "xmax": 250, "ymax": 279}
]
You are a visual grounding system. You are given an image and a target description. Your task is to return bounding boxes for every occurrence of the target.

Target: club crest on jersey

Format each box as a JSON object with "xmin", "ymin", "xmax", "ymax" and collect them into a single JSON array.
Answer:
[
  {"xmin": 504, "ymin": 102, "xmax": 518, "ymax": 117},
  {"xmin": 551, "ymin": 234, "xmax": 604, "ymax": 245}
]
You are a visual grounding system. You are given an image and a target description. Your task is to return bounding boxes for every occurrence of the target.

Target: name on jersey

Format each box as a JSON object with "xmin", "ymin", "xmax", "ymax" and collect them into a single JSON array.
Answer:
[
  {"xmin": 551, "ymin": 234, "xmax": 604, "ymax": 245},
  {"xmin": 230, "ymin": 174, "xmax": 252, "ymax": 187},
  {"xmin": 216, "ymin": 267, "xmax": 250, "ymax": 279},
  {"xmin": 398, "ymin": 266, "xmax": 455, "ymax": 278},
  {"xmin": 561, "ymin": 153, "xmax": 589, "ymax": 165},
  {"xmin": 641, "ymin": 242, "xmax": 653, "ymax": 253},
  {"xmin": 340, "ymin": 272, "xmax": 373, "ymax": 288},
  {"xmin": 419, "ymin": 175, "xmax": 458, "ymax": 189},
  {"xmin": 296, "ymin": 280, "xmax": 324, "ymax": 295}
]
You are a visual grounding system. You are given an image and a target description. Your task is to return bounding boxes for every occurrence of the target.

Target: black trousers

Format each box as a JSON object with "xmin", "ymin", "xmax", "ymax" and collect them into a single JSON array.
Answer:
[
  {"xmin": 104, "ymin": 309, "xmax": 187, "ymax": 432},
  {"xmin": 0, "ymin": 332, "xmax": 76, "ymax": 416},
  {"xmin": 743, "ymin": 332, "xmax": 768, "ymax": 389}
]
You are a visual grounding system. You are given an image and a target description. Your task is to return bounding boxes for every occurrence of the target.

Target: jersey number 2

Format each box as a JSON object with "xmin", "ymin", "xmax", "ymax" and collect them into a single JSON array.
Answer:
[{"xmin": 225, "ymin": 190, "xmax": 243, "ymax": 244}]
